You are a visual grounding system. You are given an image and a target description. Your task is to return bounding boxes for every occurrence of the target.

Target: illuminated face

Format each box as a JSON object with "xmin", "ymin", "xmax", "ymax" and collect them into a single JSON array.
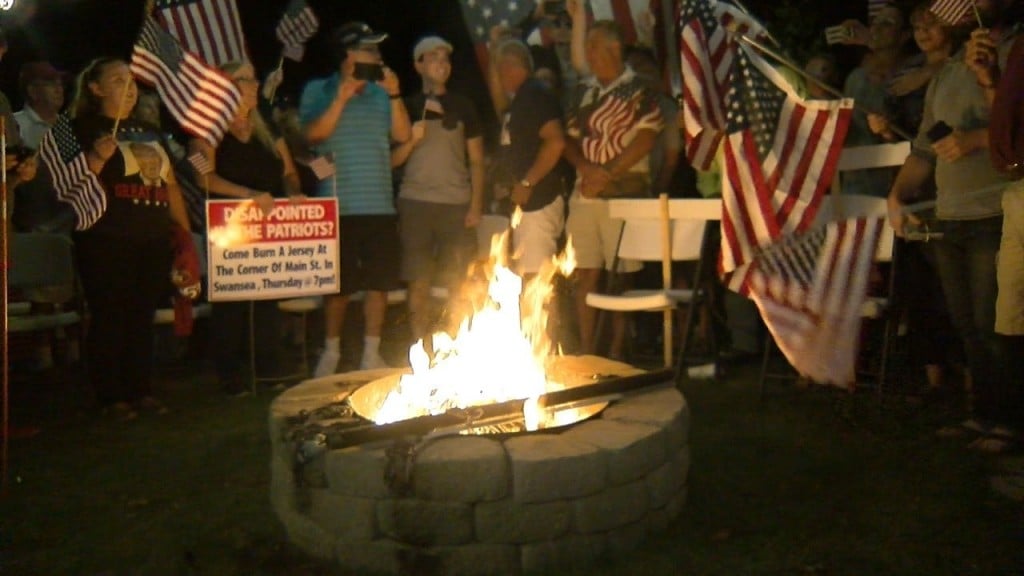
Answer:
[
  {"xmin": 29, "ymin": 78, "xmax": 65, "ymax": 111},
  {"xmin": 231, "ymin": 62, "xmax": 259, "ymax": 110},
  {"xmin": 911, "ymin": 11, "xmax": 950, "ymax": 54},
  {"xmin": 90, "ymin": 61, "xmax": 138, "ymax": 115},
  {"xmin": 868, "ymin": 6, "xmax": 906, "ymax": 52},
  {"xmin": 585, "ymin": 29, "xmax": 623, "ymax": 82},
  {"xmin": 416, "ymin": 47, "xmax": 451, "ymax": 86}
]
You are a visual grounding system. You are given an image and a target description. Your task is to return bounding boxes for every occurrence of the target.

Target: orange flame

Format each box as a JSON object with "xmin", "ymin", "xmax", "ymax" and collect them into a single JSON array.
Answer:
[{"xmin": 376, "ymin": 207, "xmax": 576, "ymax": 430}]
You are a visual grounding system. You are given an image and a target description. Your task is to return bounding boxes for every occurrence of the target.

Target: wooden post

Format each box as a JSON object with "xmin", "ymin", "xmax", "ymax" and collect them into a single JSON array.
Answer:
[{"xmin": 659, "ymin": 193, "xmax": 672, "ymax": 368}]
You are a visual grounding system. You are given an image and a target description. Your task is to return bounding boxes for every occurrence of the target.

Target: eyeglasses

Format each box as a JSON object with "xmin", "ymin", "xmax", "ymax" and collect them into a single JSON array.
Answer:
[{"xmin": 234, "ymin": 76, "xmax": 258, "ymax": 84}]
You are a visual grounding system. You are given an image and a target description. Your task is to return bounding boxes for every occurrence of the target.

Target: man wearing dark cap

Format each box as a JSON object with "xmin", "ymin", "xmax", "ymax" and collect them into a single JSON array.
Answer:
[
  {"xmin": 13, "ymin": 60, "xmax": 71, "ymax": 233},
  {"xmin": 14, "ymin": 61, "xmax": 65, "ymax": 148},
  {"xmin": 300, "ymin": 21, "xmax": 411, "ymax": 376}
]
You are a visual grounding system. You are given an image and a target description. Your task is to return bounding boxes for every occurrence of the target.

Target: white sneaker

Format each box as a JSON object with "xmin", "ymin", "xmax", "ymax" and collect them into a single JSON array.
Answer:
[
  {"xmin": 313, "ymin": 350, "xmax": 341, "ymax": 378},
  {"xmin": 359, "ymin": 354, "xmax": 390, "ymax": 370}
]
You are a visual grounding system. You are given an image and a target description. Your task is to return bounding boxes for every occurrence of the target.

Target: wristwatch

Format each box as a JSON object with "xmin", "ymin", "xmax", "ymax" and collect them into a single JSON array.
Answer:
[{"xmin": 519, "ymin": 178, "xmax": 533, "ymax": 188}]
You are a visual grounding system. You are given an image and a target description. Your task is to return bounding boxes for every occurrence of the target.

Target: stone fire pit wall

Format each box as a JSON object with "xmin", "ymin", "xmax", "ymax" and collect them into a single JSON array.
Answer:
[{"xmin": 269, "ymin": 359, "xmax": 690, "ymax": 576}]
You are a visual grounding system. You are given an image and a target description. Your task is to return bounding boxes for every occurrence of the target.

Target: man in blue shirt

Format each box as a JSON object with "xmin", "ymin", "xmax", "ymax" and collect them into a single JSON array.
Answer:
[{"xmin": 300, "ymin": 21, "xmax": 411, "ymax": 375}]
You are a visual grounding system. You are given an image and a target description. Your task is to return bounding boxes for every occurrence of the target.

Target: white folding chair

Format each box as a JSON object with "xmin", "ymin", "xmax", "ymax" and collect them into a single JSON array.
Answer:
[
  {"xmin": 8, "ymin": 233, "xmax": 83, "ymax": 368},
  {"xmin": 586, "ymin": 198, "xmax": 721, "ymax": 377}
]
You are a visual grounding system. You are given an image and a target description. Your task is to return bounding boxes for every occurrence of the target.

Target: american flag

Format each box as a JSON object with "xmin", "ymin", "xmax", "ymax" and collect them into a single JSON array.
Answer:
[
  {"xmin": 276, "ymin": 0, "xmax": 319, "ymax": 61},
  {"xmin": 458, "ymin": 0, "xmax": 537, "ymax": 74},
  {"xmin": 719, "ymin": 43, "xmax": 853, "ymax": 289},
  {"xmin": 305, "ymin": 155, "xmax": 336, "ymax": 181},
  {"xmin": 678, "ymin": 0, "xmax": 763, "ymax": 171},
  {"xmin": 928, "ymin": 0, "xmax": 976, "ymax": 25},
  {"xmin": 38, "ymin": 114, "xmax": 107, "ymax": 230},
  {"xmin": 868, "ymin": 0, "xmax": 890, "ymax": 21},
  {"xmin": 131, "ymin": 16, "xmax": 242, "ymax": 147},
  {"xmin": 747, "ymin": 216, "xmax": 882, "ymax": 387},
  {"xmin": 188, "ymin": 150, "xmax": 213, "ymax": 175},
  {"xmin": 154, "ymin": 0, "xmax": 248, "ymax": 66}
]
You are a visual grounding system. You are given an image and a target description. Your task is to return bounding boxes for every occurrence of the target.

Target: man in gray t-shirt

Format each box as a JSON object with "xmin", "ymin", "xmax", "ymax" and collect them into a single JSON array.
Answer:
[{"xmin": 392, "ymin": 36, "xmax": 485, "ymax": 341}]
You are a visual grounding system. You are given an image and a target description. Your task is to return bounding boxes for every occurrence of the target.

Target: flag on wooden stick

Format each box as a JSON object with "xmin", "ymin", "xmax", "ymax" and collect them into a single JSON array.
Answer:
[
  {"xmin": 131, "ymin": 16, "xmax": 242, "ymax": 146},
  {"xmin": 276, "ymin": 0, "xmax": 319, "ymax": 62},
  {"xmin": 718, "ymin": 43, "xmax": 853, "ymax": 287},
  {"xmin": 154, "ymin": 0, "xmax": 248, "ymax": 66},
  {"xmin": 38, "ymin": 114, "xmax": 107, "ymax": 230},
  {"xmin": 928, "ymin": 0, "xmax": 977, "ymax": 25},
  {"xmin": 678, "ymin": 0, "xmax": 764, "ymax": 170}
]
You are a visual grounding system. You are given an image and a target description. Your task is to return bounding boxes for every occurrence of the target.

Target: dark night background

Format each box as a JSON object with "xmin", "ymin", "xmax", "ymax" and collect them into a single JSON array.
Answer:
[{"xmin": 0, "ymin": 0, "xmax": 866, "ymax": 132}]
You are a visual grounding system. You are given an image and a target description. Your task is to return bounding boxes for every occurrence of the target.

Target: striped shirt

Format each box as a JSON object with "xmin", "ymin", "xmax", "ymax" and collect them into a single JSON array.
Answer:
[{"xmin": 299, "ymin": 74, "xmax": 395, "ymax": 215}]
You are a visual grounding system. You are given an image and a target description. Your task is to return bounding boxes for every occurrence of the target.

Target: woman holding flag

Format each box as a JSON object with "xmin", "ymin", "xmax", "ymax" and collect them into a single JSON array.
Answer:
[
  {"xmin": 62, "ymin": 57, "xmax": 192, "ymax": 420},
  {"xmin": 187, "ymin": 60, "xmax": 303, "ymax": 396}
]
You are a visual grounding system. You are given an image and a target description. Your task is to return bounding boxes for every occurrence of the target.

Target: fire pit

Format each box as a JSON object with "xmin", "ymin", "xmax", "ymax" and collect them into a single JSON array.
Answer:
[{"xmin": 269, "ymin": 355, "xmax": 689, "ymax": 575}]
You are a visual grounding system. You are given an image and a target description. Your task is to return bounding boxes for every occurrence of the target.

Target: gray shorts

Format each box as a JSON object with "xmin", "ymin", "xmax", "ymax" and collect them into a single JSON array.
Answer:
[{"xmin": 398, "ymin": 198, "xmax": 476, "ymax": 286}]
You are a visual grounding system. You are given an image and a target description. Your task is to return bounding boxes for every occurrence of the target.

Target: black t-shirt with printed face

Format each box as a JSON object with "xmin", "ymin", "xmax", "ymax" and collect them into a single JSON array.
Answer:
[
  {"xmin": 500, "ymin": 78, "xmax": 564, "ymax": 212},
  {"xmin": 74, "ymin": 115, "xmax": 176, "ymax": 239}
]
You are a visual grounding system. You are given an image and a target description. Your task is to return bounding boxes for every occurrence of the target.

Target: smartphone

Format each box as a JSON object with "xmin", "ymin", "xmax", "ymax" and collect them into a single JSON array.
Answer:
[
  {"xmin": 352, "ymin": 62, "xmax": 384, "ymax": 82},
  {"xmin": 926, "ymin": 121, "xmax": 952, "ymax": 143}
]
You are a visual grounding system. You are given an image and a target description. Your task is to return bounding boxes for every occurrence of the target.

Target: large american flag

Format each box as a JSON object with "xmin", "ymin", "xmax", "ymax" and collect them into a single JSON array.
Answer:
[
  {"xmin": 747, "ymin": 216, "xmax": 882, "ymax": 387},
  {"xmin": 928, "ymin": 0, "xmax": 976, "ymax": 25},
  {"xmin": 458, "ymin": 0, "xmax": 538, "ymax": 74},
  {"xmin": 131, "ymin": 16, "xmax": 242, "ymax": 146},
  {"xmin": 154, "ymin": 0, "xmax": 248, "ymax": 66},
  {"xmin": 719, "ymin": 43, "xmax": 853, "ymax": 289},
  {"xmin": 678, "ymin": 0, "xmax": 763, "ymax": 171},
  {"xmin": 276, "ymin": 0, "xmax": 319, "ymax": 61},
  {"xmin": 38, "ymin": 114, "xmax": 107, "ymax": 230}
]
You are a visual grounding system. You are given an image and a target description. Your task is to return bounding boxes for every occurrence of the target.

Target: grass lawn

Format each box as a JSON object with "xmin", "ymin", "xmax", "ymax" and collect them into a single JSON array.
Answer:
[{"xmin": 2, "ymin": 324, "xmax": 1023, "ymax": 575}]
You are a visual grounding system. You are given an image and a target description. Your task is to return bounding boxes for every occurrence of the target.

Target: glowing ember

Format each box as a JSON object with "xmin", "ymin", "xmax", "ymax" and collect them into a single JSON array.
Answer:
[{"xmin": 375, "ymin": 207, "xmax": 576, "ymax": 430}]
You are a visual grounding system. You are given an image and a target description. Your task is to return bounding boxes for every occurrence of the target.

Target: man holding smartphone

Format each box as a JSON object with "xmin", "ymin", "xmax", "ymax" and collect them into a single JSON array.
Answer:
[{"xmin": 300, "ymin": 21, "xmax": 412, "ymax": 376}]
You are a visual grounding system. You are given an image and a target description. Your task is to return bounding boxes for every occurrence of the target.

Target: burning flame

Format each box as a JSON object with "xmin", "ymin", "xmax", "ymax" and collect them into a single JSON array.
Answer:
[{"xmin": 375, "ymin": 207, "xmax": 576, "ymax": 430}]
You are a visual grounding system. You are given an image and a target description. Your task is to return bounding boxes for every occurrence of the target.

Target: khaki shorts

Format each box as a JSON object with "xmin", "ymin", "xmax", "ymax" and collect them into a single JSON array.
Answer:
[
  {"xmin": 565, "ymin": 194, "xmax": 642, "ymax": 273},
  {"xmin": 996, "ymin": 180, "xmax": 1024, "ymax": 335}
]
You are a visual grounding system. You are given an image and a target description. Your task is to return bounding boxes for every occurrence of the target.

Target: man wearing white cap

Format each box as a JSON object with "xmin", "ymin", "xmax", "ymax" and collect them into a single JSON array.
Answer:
[
  {"xmin": 391, "ymin": 35, "xmax": 485, "ymax": 341},
  {"xmin": 301, "ymin": 21, "xmax": 411, "ymax": 376}
]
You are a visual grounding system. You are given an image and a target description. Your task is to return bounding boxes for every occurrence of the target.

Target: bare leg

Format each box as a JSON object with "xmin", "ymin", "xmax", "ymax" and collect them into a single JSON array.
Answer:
[
  {"xmin": 574, "ymin": 268, "xmax": 602, "ymax": 355},
  {"xmin": 323, "ymin": 294, "xmax": 349, "ymax": 340},
  {"xmin": 407, "ymin": 278, "xmax": 432, "ymax": 342},
  {"xmin": 363, "ymin": 290, "xmax": 387, "ymax": 339}
]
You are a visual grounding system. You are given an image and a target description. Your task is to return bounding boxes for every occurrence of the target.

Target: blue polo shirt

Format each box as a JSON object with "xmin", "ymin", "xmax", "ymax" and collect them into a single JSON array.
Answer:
[{"xmin": 299, "ymin": 73, "xmax": 395, "ymax": 215}]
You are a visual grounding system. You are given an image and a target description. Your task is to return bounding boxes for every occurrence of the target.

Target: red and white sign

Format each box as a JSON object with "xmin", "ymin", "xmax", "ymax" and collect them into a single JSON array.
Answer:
[{"xmin": 205, "ymin": 198, "xmax": 340, "ymax": 301}]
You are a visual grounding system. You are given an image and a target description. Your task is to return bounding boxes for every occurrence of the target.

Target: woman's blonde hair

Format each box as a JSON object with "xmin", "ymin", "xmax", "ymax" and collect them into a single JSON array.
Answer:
[
  {"xmin": 220, "ymin": 60, "xmax": 279, "ymax": 158},
  {"xmin": 69, "ymin": 57, "xmax": 124, "ymax": 120}
]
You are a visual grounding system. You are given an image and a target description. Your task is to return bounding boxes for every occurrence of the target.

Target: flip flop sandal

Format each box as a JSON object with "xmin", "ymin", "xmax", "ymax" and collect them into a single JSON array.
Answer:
[{"xmin": 968, "ymin": 436, "xmax": 1016, "ymax": 454}]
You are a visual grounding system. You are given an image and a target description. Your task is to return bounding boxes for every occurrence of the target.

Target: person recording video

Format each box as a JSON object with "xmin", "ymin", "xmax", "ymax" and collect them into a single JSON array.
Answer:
[{"xmin": 300, "ymin": 21, "xmax": 411, "ymax": 376}]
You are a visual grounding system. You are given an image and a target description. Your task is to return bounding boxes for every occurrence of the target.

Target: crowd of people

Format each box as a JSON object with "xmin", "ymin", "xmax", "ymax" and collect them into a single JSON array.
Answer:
[{"xmin": 2, "ymin": 1, "xmax": 1021, "ymax": 474}]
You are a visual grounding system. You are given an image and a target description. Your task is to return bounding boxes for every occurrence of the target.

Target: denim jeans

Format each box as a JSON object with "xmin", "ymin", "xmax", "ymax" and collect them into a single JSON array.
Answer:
[{"xmin": 932, "ymin": 216, "xmax": 1008, "ymax": 423}]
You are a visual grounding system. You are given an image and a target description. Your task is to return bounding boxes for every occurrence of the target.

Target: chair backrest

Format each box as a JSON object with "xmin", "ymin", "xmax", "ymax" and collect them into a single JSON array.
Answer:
[
  {"xmin": 476, "ymin": 214, "xmax": 510, "ymax": 260},
  {"xmin": 607, "ymin": 198, "xmax": 721, "ymax": 262},
  {"xmin": 8, "ymin": 233, "xmax": 77, "ymax": 303}
]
